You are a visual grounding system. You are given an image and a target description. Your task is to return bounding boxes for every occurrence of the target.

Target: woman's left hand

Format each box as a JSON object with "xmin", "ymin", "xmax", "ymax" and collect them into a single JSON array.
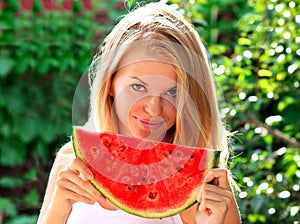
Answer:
[{"xmin": 196, "ymin": 168, "xmax": 234, "ymax": 224}]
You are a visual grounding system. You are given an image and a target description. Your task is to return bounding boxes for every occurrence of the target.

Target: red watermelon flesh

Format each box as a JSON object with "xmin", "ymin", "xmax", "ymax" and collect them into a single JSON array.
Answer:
[{"xmin": 72, "ymin": 126, "xmax": 218, "ymax": 218}]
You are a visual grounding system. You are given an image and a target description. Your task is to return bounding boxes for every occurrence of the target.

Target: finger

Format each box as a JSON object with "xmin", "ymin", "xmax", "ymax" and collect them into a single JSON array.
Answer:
[
  {"xmin": 204, "ymin": 168, "xmax": 230, "ymax": 189},
  {"xmin": 70, "ymin": 158, "xmax": 94, "ymax": 180},
  {"xmin": 57, "ymin": 170, "xmax": 99, "ymax": 202},
  {"xmin": 198, "ymin": 197, "xmax": 231, "ymax": 217},
  {"xmin": 198, "ymin": 202, "xmax": 212, "ymax": 216},
  {"xmin": 57, "ymin": 185, "xmax": 95, "ymax": 205},
  {"xmin": 58, "ymin": 168, "xmax": 105, "ymax": 203},
  {"xmin": 197, "ymin": 183, "xmax": 232, "ymax": 204},
  {"xmin": 197, "ymin": 187, "xmax": 232, "ymax": 217},
  {"xmin": 201, "ymin": 184, "xmax": 232, "ymax": 202}
]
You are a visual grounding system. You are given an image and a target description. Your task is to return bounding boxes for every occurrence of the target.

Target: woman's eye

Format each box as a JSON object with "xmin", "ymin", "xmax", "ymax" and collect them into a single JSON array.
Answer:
[
  {"xmin": 165, "ymin": 88, "xmax": 177, "ymax": 97},
  {"xmin": 131, "ymin": 84, "xmax": 146, "ymax": 92}
]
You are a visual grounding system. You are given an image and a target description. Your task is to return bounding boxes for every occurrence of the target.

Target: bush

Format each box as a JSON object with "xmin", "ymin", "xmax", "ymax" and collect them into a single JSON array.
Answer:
[
  {"xmin": 206, "ymin": 0, "xmax": 300, "ymax": 222},
  {"xmin": 0, "ymin": 0, "xmax": 126, "ymax": 222}
]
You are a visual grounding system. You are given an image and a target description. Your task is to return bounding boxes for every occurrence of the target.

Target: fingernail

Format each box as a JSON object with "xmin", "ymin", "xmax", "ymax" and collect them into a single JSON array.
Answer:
[
  {"xmin": 204, "ymin": 173, "xmax": 213, "ymax": 182},
  {"xmin": 98, "ymin": 195, "xmax": 105, "ymax": 202},
  {"xmin": 87, "ymin": 171, "xmax": 94, "ymax": 180},
  {"xmin": 204, "ymin": 176, "xmax": 210, "ymax": 182}
]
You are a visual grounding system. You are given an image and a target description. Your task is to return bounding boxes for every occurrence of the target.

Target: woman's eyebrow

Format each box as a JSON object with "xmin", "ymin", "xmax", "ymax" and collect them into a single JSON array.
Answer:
[
  {"xmin": 130, "ymin": 76, "xmax": 148, "ymax": 86},
  {"xmin": 130, "ymin": 76, "xmax": 177, "ymax": 90},
  {"xmin": 168, "ymin": 86, "xmax": 177, "ymax": 90}
]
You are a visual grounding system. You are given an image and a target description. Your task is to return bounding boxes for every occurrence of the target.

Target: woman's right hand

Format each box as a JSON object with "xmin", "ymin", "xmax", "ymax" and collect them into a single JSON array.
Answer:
[
  {"xmin": 53, "ymin": 158, "xmax": 106, "ymax": 211},
  {"xmin": 38, "ymin": 146, "xmax": 118, "ymax": 223},
  {"xmin": 48, "ymin": 157, "xmax": 105, "ymax": 215}
]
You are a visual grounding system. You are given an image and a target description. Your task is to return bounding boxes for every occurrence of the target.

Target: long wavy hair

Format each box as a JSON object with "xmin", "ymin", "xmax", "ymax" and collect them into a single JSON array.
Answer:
[{"xmin": 88, "ymin": 2, "xmax": 230, "ymax": 169}]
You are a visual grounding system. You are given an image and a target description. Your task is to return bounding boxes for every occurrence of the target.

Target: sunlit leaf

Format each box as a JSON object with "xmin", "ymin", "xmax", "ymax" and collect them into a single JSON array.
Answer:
[
  {"xmin": 277, "ymin": 96, "xmax": 294, "ymax": 112},
  {"xmin": 262, "ymin": 134, "xmax": 273, "ymax": 145},
  {"xmin": 258, "ymin": 69, "xmax": 272, "ymax": 77},
  {"xmin": 238, "ymin": 37, "xmax": 252, "ymax": 45},
  {"xmin": 209, "ymin": 45, "xmax": 227, "ymax": 55}
]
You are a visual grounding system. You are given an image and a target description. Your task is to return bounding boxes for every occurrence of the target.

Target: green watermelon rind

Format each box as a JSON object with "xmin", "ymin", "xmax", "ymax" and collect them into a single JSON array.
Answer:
[{"xmin": 72, "ymin": 128, "xmax": 218, "ymax": 219}]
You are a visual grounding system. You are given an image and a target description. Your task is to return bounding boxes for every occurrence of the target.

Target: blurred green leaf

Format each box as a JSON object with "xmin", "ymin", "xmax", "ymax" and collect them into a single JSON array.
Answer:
[
  {"xmin": 248, "ymin": 213, "xmax": 266, "ymax": 223},
  {"xmin": 0, "ymin": 198, "xmax": 17, "ymax": 217},
  {"xmin": 23, "ymin": 168, "xmax": 38, "ymax": 181},
  {"xmin": 209, "ymin": 45, "xmax": 227, "ymax": 55},
  {"xmin": 24, "ymin": 189, "xmax": 39, "ymax": 207},
  {"xmin": 0, "ymin": 57, "xmax": 14, "ymax": 77},
  {"xmin": 238, "ymin": 37, "xmax": 252, "ymax": 46},
  {"xmin": 258, "ymin": 69, "xmax": 272, "ymax": 77},
  {"xmin": 16, "ymin": 116, "xmax": 40, "ymax": 143},
  {"xmin": 5, "ymin": 215, "xmax": 38, "ymax": 224},
  {"xmin": 0, "ymin": 177, "xmax": 24, "ymax": 188},
  {"xmin": 0, "ymin": 138, "xmax": 26, "ymax": 166},
  {"xmin": 277, "ymin": 97, "xmax": 294, "ymax": 112}
]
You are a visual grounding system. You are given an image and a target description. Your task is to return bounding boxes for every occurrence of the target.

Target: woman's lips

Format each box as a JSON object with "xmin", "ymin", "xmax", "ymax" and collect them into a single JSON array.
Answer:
[{"xmin": 135, "ymin": 117, "xmax": 164, "ymax": 130}]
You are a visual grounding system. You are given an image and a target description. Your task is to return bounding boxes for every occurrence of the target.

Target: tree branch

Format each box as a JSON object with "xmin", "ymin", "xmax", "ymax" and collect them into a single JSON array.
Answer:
[{"xmin": 245, "ymin": 111, "xmax": 300, "ymax": 148}]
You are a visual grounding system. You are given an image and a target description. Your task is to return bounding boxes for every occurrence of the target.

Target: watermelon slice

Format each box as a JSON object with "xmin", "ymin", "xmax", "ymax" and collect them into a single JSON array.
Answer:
[{"xmin": 72, "ymin": 126, "xmax": 219, "ymax": 218}]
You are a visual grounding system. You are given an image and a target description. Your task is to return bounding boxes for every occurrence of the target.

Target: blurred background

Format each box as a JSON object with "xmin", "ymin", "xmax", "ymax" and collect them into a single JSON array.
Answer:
[{"xmin": 0, "ymin": 0, "xmax": 299, "ymax": 223}]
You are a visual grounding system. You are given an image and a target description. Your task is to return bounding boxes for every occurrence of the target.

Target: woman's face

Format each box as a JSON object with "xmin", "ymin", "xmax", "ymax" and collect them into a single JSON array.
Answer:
[{"xmin": 110, "ymin": 59, "xmax": 177, "ymax": 141}]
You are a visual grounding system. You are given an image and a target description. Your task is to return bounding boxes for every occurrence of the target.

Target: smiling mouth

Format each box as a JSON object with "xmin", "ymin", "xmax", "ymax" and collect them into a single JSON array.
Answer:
[{"xmin": 136, "ymin": 118, "xmax": 164, "ymax": 130}]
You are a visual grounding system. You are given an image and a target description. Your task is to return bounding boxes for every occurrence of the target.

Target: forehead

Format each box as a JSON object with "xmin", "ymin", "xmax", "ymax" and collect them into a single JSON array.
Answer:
[{"xmin": 116, "ymin": 45, "xmax": 177, "ymax": 82}]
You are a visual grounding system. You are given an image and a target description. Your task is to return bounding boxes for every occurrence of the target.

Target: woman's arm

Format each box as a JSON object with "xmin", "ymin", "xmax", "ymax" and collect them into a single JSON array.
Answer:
[{"xmin": 37, "ymin": 142, "xmax": 74, "ymax": 223}]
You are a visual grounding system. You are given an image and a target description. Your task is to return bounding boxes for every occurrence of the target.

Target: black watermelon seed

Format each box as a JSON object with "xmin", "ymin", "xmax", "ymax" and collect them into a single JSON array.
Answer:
[
  {"xmin": 176, "ymin": 150, "xmax": 183, "ymax": 156},
  {"xmin": 176, "ymin": 166, "xmax": 181, "ymax": 171},
  {"xmin": 149, "ymin": 192, "xmax": 157, "ymax": 199}
]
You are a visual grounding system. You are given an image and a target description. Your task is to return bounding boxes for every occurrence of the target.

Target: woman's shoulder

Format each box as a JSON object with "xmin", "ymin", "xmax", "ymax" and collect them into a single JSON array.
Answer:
[
  {"xmin": 58, "ymin": 141, "xmax": 74, "ymax": 155},
  {"xmin": 54, "ymin": 141, "xmax": 75, "ymax": 168}
]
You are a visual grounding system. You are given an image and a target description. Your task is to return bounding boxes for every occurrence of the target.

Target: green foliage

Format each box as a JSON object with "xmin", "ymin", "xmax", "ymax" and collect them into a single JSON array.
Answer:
[
  {"xmin": 204, "ymin": 0, "xmax": 300, "ymax": 223},
  {"xmin": 0, "ymin": 0, "xmax": 299, "ymax": 223},
  {"xmin": 0, "ymin": 0, "xmax": 127, "ymax": 222}
]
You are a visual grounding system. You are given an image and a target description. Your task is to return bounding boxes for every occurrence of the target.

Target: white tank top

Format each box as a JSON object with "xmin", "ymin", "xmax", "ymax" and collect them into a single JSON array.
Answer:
[{"xmin": 67, "ymin": 202, "xmax": 183, "ymax": 224}]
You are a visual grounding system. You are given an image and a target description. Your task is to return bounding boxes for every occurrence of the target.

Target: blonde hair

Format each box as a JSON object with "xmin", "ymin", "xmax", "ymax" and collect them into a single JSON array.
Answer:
[{"xmin": 88, "ymin": 2, "xmax": 230, "ymax": 169}]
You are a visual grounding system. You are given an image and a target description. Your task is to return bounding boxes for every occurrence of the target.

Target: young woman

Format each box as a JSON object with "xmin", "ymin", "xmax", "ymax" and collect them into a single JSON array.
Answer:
[{"xmin": 38, "ymin": 2, "xmax": 241, "ymax": 224}]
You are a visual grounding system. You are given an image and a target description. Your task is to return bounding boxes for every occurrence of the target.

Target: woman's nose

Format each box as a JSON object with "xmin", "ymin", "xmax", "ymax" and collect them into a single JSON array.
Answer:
[{"xmin": 144, "ymin": 95, "xmax": 162, "ymax": 116}]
